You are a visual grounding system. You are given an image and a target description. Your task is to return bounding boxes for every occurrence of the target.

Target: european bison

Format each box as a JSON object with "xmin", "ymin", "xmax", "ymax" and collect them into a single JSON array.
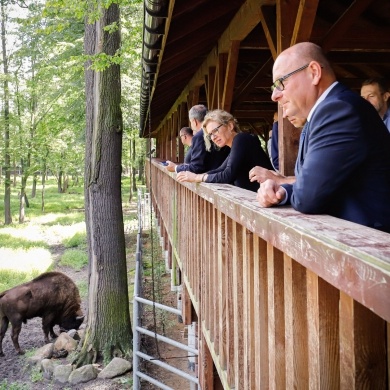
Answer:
[{"xmin": 0, "ymin": 271, "xmax": 84, "ymax": 356}]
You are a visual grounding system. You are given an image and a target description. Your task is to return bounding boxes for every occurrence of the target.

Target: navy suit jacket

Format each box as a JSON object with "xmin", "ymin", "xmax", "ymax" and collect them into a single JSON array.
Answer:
[
  {"xmin": 176, "ymin": 129, "xmax": 230, "ymax": 173},
  {"xmin": 282, "ymin": 82, "xmax": 390, "ymax": 232},
  {"xmin": 270, "ymin": 121, "xmax": 279, "ymax": 170}
]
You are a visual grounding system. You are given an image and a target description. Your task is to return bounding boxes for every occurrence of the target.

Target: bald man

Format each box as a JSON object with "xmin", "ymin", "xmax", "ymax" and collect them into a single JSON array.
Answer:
[{"xmin": 257, "ymin": 42, "xmax": 390, "ymax": 233}]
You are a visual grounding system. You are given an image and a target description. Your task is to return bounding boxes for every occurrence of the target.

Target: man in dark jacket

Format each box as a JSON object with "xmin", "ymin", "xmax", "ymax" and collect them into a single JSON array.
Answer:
[{"xmin": 257, "ymin": 42, "xmax": 390, "ymax": 233}]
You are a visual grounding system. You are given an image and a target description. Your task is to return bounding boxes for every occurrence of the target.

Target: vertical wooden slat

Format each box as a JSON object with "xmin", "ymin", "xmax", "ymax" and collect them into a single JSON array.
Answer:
[
  {"xmin": 243, "ymin": 229, "xmax": 255, "ymax": 389},
  {"xmin": 340, "ymin": 292, "xmax": 387, "ymax": 389},
  {"xmin": 213, "ymin": 206, "xmax": 219, "ymax": 354},
  {"xmin": 199, "ymin": 334, "xmax": 214, "ymax": 390},
  {"xmin": 267, "ymin": 243, "xmax": 285, "ymax": 390},
  {"xmin": 181, "ymin": 282, "xmax": 192, "ymax": 325},
  {"xmin": 218, "ymin": 211, "xmax": 227, "ymax": 369},
  {"xmin": 232, "ymin": 222, "xmax": 244, "ymax": 390},
  {"xmin": 307, "ymin": 272, "xmax": 340, "ymax": 389},
  {"xmin": 254, "ymin": 236, "xmax": 269, "ymax": 388},
  {"xmin": 225, "ymin": 217, "xmax": 235, "ymax": 386},
  {"xmin": 284, "ymin": 256, "xmax": 308, "ymax": 389}
]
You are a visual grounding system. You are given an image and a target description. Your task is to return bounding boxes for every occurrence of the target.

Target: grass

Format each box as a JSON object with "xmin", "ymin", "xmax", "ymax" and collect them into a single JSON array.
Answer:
[
  {"xmin": 0, "ymin": 233, "xmax": 48, "ymax": 250},
  {"xmin": 0, "ymin": 269, "xmax": 41, "ymax": 292},
  {"xmin": 0, "ymin": 175, "xmax": 141, "ymax": 292},
  {"xmin": 77, "ymin": 280, "xmax": 88, "ymax": 298},
  {"xmin": 59, "ymin": 249, "xmax": 88, "ymax": 270},
  {"xmin": 63, "ymin": 231, "xmax": 87, "ymax": 248},
  {"xmin": 0, "ymin": 380, "xmax": 29, "ymax": 390}
]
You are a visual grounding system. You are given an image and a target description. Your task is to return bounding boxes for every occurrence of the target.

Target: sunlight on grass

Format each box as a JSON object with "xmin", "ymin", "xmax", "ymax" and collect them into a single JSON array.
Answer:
[
  {"xmin": 63, "ymin": 231, "xmax": 87, "ymax": 248},
  {"xmin": 0, "ymin": 233, "xmax": 48, "ymax": 249},
  {"xmin": 59, "ymin": 249, "xmax": 88, "ymax": 270},
  {"xmin": 0, "ymin": 268, "xmax": 42, "ymax": 292},
  {"xmin": 0, "ymin": 248, "xmax": 52, "ymax": 276}
]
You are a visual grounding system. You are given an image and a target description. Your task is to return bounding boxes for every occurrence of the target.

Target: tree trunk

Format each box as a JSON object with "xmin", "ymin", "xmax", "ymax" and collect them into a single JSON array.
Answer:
[
  {"xmin": 41, "ymin": 170, "xmax": 46, "ymax": 212},
  {"xmin": 2, "ymin": 1, "xmax": 12, "ymax": 225},
  {"xmin": 13, "ymin": 157, "xmax": 17, "ymax": 187},
  {"xmin": 58, "ymin": 170, "xmax": 63, "ymax": 193},
  {"xmin": 76, "ymin": 3, "xmax": 132, "ymax": 367},
  {"xmin": 19, "ymin": 158, "xmax": 28, "ymax": 223},
  {"xmin": 31, "ymin": 173, "xmax": 37, "ymax": 198}
]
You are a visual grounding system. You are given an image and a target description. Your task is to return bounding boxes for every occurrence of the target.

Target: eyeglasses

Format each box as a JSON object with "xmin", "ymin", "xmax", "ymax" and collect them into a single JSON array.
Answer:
[
  {"xmin": 271, "ymin": 63, "xmax": 309, "ymax": 92},
  {"xmin": 206, "ymin": 124, "xmax": 223, "ymax": 141},
  {"xmin": 179, "ymin": 134, "xmax": 186, "ymax": 138}
]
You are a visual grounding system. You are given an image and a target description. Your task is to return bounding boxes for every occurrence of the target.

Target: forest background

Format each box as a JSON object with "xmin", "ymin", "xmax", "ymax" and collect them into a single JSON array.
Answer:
[
  {"xmin": 1, "ymin": 0, "xmax": 146, "ymax": 224},
  {"xmin": 0, "ymin": 0, "xmax": 151, "ymax": 370}
]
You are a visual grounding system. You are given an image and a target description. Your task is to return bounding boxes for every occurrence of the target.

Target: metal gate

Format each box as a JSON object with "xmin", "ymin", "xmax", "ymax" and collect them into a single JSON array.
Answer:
[{"xmin": 132, "ymin": 190, "xmax": 199, "ymax": 390}]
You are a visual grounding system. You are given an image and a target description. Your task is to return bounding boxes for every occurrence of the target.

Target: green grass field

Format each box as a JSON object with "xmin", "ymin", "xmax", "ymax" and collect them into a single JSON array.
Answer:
[{"xmin": 0, "ymin": 175, "xmax": 140, "ymax": 292}]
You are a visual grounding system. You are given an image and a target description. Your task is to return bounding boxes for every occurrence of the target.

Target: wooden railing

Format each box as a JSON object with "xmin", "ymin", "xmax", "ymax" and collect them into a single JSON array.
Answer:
[{"xmin": 146, "ymin": 159, "xmax": 390, "ymax": 390}]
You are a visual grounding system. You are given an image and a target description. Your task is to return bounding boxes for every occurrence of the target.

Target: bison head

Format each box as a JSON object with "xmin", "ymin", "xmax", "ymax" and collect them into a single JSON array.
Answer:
[{"xmin": 59, "ymin": 315, "xmax": 84, "ymax": 332}]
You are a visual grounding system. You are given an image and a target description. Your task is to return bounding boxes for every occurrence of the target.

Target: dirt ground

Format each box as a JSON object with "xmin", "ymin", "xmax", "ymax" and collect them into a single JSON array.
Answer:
[{"xmin": 0, "ymin": 212, "xmax": 195, "ymax": 389}]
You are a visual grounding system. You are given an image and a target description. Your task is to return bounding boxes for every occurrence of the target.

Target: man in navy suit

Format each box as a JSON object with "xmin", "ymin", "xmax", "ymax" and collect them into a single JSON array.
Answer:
[{"xmin": 257, "ymin": 42, "xmax": 390, "ymax": 233}]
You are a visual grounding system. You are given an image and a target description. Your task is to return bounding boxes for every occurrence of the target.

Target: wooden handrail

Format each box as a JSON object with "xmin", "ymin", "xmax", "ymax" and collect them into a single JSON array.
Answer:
[{"xmin": 146, "ymin": 158, "xmax": 390, "ymax": 389}]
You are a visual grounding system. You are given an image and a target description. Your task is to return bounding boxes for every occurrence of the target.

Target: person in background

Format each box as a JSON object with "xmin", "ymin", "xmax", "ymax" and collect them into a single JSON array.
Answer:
[
  {"xmin": 361, "ymin": 78, "xmax": 390, "ymax": 132},
  {"xmin": 270, "ymin": 111, "xmax": 279, "ymax": 170},
  {"xmin": 176, "ymin": 109, "xmax": 273, "ymax": 192},
  {"xmin": 179, "ymin": 127, "xmax": 193, "ymax": 164},
  {"xmin": 165, "ymin": 104, "xmax": 230, "ymax": 173},
  {"xmin": 249, "ymin": 115, "xmax": 306, "ymax": 185},
  {"xmin": 267, "ymin": 129, "xmax": 273, "ymax": 158},
  {"xmin": 257, "ymin": 42, "xmax": 390, "ymax": 232}
]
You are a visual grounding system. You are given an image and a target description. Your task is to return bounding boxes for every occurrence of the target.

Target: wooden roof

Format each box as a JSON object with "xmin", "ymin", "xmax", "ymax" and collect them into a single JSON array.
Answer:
[{"xmin": 140, "ymin": 0, "xmax": 390, "ymax": 137}]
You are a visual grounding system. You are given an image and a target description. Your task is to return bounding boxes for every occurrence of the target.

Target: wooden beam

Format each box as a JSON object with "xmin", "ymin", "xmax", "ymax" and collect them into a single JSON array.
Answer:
[
  {"xmin": 222, "ymin": 41, "xmax": 240, "ymax": 112},
  {"xmin": 291, "ymin": 0, "xmax": 319, "ymax": 45},
  {"xmin": 259, "ymin": 5, "xmax": 277, "ymax": 60},
  {"xmin": 321, "ymin": 0, "xmax": 376, "ymax": 53}
]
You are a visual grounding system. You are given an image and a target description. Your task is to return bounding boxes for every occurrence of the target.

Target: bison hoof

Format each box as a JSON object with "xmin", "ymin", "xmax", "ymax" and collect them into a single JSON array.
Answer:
[
  {"xmin": 17, "ymin": 350, "xmax": 25, "ymax": 355},
  {"xmin": 0, "ymin": 352, "xmax": 4, "ymax": 357}
]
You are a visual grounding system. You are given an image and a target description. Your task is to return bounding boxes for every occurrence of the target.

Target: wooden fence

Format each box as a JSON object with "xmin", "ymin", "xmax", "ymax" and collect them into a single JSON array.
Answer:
[{"xmin": 146, "ymin": 159, "xmax": 390, "ymax": 390}]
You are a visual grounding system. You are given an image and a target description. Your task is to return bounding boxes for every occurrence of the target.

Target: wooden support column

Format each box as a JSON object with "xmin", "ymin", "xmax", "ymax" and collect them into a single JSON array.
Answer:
[
  {"xmin": 181, "ymin": 282, "xmax": 193, "ymax": 325},
  {"xmin": 222, "ymin": 41, "xmax": 240, "ymax": 112},
  {"xmin": 274, "ymin": 0, "xmax": 318, "ymax": 175},
  {"xmin": 206, "ymin": 66, "xmax": 216, "ymax": 110},
  {"xmin": 199, "ymin": 333, "xmax": 214, "ymax": 390}
]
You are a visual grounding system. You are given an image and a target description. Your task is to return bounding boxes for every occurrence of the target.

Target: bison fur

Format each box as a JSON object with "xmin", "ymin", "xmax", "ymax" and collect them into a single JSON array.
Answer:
[{"xmin": 0, "ymin": 272, "xmax": 84, "ymax": 356}]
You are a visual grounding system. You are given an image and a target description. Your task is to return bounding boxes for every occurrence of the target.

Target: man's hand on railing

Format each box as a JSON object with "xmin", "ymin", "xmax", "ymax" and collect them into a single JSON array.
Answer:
[
  {"xmin": 249, "ymin": 166, "xmax": 295, "ymax": 185},
  {"xmin": 257, "ymin": 179, "xmax": 287, "ymax": 207}
]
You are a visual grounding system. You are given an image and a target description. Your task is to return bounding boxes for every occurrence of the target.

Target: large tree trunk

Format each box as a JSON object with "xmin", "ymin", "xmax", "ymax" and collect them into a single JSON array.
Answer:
[
  {"xmin": 2, "ymin": 1, "xmax": 12, "ymax": 225},
  {"xmin": 76, "ymin": 3, "xmax": 132, "ymax": 367}
]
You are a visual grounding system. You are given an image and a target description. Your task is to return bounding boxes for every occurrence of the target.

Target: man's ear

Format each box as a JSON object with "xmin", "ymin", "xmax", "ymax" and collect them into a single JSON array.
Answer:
[
  {"xmin": 309, "ymin": 61, "xmax": 322, "ymax": 86},
  {"xmin": 383, "ymin": 91, "xmax": 390, "ymax": 103}
]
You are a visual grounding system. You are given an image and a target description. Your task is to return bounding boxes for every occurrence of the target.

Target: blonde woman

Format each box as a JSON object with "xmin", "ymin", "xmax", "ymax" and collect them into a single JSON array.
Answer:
[{"xmin": 176, "ymin": 109, "xmax": 273, "ymax": 192}]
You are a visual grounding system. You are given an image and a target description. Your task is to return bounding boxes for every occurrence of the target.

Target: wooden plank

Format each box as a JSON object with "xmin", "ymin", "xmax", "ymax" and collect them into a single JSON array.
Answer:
[
  {"xmin": 307, "ymin": 271, "xmax": 340, "ymax": 389},
  {"xmin": 340, "ymin": 292, "xmax": 387, "ymax": 389},
  {"xmin": 181, "ymin": 282, "xmax": 193, "ymax": 325},
  {"xmin": 213, "ymin": 205, "xmax": 220, "ymax": 354},
  {"xmin": 218, "ymin": 211, "xmax": 227, "ymax": 369},
  {"xmin": 199, "ymin": 333, "xmax": 214, "ymax": 390},
  {"xmin": 291, "ymin": 0, "xmax": 319, "ymax": 45},
  {"xmin": 267, "ymin": 243, "xmax": 285, "ymax": 390},
  {"xmin": 222, "ymin": 41, "xmax": 240, "ymax": 112},
  {"xmin": 232, "ymin": 222, "xmax": 244, "ymax": 390},
  {"xmin": 243, "ymin": 228, "xmax": 255, "ymax": 389},
  {"xmin": 225, "ymin": 217, "xmax": 235, "ymax": 386}
]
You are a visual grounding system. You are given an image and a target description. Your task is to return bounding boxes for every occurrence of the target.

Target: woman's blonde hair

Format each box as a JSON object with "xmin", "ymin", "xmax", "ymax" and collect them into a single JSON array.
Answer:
[{"xmin": 202, "ymin": 109, "xmax": 240, "ymax": 151}]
